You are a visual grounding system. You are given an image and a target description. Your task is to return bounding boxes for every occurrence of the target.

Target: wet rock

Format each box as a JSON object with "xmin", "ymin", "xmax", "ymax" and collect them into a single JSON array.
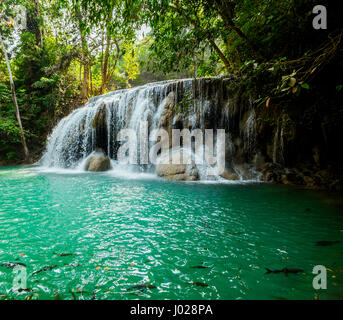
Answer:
[
  {"xmin": 220, "ymin": 169, "xmax": 240, "ymax": 181},
  {"xmin": 157, "ymin": 163, "xmax": 186, "ymax": 177},
  {"xmin": 172, "ymin": 114, "xmax": 183, "ymax": 128},
  {"xmin": 91, "ymin": 103, "xmax": 108, "ymax": 152},
  {"xmin": 261, "ymin": 163, "xmax": 283, "ymax": 183},
  {"xmin": 157, "ymin": 149, "xmax": 199, "ymax": 181},
  {"xmin": 253, "ymin": 152, "xmax": 265, "ymax": 171},
  {"xmin": 281, "ymin": 170, "xmax": 304, "ymax": 185},
  {"xmin": 312, "ymin": 146, "xmax": 321, "ymax": 168},
  {"xmin": 92, "ymin": 103, "xmax": 107, "ymax": 129},
  {"xmin": 329, "ymin": 180, "xmax": 343, "ymax": 192},
  {"xmin": 160, "ymin": 92, "xmax": 176, "ymax": 128},
  {"xmin": 163, "ymin": 173, "xmax": 197, "ymax": 181},
  {"xmin": 234, "ymin": 164, "xmax": 253, "ymax": 180},
  {"xmin": 303, "ymin": 175, "xmax": 316, "ymax": 188},
  {"xmin": 259, "ymin": 163, "xmax": 342, "ymax": 190},
  {"xmin": 85, "ymin": 151, "xmax": 111, "ymax": 172}
]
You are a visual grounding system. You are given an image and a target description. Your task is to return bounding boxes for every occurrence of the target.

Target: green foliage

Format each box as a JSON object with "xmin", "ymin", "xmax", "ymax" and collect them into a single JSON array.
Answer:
[
  {"xmin": 0, "ymin": 117, "xmax": 21, "ymax": 142},
  {"xmin": 0, "ymin": 0, "xmax": 342, "ymax": 164},
  {"xmin": 122, "ymin": 41, "xmax": 141, "ymax": 87}
]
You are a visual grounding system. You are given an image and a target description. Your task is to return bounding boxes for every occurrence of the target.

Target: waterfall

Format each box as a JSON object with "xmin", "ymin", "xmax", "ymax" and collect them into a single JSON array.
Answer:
[{"xmin": 40, "ymin": 76, "xmax": 261, "ymax": 181}]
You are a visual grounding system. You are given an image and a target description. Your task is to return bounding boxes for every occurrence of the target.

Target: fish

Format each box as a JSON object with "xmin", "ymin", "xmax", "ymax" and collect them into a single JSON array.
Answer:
[
  {"xmin": 315, "ymin": 241, "xmax": 340, "ymax": 246},
  {"xmin": 54, "ymin": 252, "xmax": 75, "ymax": 257},
  {"xmin": 265, "ymin": 268, "xmax": 304, "ymax": 275},
  {"xmin": 202, "ymin": 222, "xmax": 213, "ymax": 229},
  {"xmin": 0, "ymin": 262, "xmax": 26, "ymax": 269},
  {"xmin": 188, "ymin": 282, "xmax": 208, "ymax": 287},
  {"xmin": 127, "ymin": 284, "xmax": 157, "ymax": 292},
  {"xmin": 69, "ymin": 290, "xmax": 76, "ymax": 300},
  {"xmin": 54, "ymin": 291, "xmax": 61, "ymax": 300},
  {"xmin": 90, "ymin": 291, "xmax": 96, "ymax": 300},
  {"xmin": 190, "ymin": 265, "xmax": 208, "ymax": 269},
  {"xmin": 18, "ymin": 288, "xmax": 33, "ymax": 292},
  {"xmin": 32, "ymin": 265, "xmax": 57, "ymax": 275},
  {"xmin": 75, "ymin": 289, "xmax": 89, "ymax": 294}
]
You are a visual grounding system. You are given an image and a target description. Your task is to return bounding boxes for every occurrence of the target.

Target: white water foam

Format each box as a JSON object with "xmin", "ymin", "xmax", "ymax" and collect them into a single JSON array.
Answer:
[{"xmin": 39, "ymin": 77, "xmax": 260, "ymax": 182}]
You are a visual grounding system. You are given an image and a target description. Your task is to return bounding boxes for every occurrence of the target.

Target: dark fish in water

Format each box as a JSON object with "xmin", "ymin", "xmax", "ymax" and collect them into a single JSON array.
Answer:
[
  {"xmin": 0, "ymin": 262, "xmax": 26, "ymax": 269},
  {"xmin": 91, "ymin": 291, "xmax": 96, "ymax": 300},
  {"xmin": 127, "ymin": 284, "xmax": 157, "ymax": 291},
  {"xmin": 315, "ymin": 241, "xmax": 340, "ymax": 246},
  {"xmin": 75, "ymin": 290, "xmax": 89, "ymax": 294},
  {"xmin": 32, "ymin": 265, "xmax": 57, "ymax": 275},
  {"xmin": 188, "ymin": 282, "xmax": 208, "ymax": 287},
  {"xmin": 18, "ymin": 288, "xmax": 33, "ymax": 292},
  {"xmin": 26, "ymin": 294, "xmax": 33, "ymax": 300},
  {"xmin": 54, "ymin": 291, "xmax": 61, "ymax": 300},
  {"xmin": 69, "ymin": 290, "xmax": 76, "ymax": 300},
  {"xmin": 202, "ymin": 222, "xmax": 213, "ymax": 229},
  {"xmin": 190, "ymin": 265, "xmax": 208, "ymax": 269},
  {"xmin": 54, "ymin": 252, "xmax": 75, "ymax": 257},
  {"xmin": 265, "ymin": 268, "xmax": 304, "ymax": 275}
]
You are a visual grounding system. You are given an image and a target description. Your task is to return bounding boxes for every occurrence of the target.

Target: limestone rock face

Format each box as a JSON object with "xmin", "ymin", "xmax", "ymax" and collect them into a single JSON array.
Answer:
[
  {"xmin": 220, "ymin": 170, "xmax": 240, "ymax": 181},
  {"xmin": 156, "ymin": 149, "xmax": 199, "ymax": 181},
  {"xmin": 91, "ymin": 103, "xmax": 108, "ymax": 152},
  {"xmin": 85, "ymin": 152, "xmax": 111, "ymax": 172},
  {"xmin": 160, "ymin": 91, "xmax": 176, "ymax": 129}
]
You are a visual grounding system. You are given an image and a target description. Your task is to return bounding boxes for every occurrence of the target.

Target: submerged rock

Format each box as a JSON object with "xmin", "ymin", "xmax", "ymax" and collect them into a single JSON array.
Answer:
[{"xmin": 85, "ymin": 152, "xmax": 112, "ymax": 172}]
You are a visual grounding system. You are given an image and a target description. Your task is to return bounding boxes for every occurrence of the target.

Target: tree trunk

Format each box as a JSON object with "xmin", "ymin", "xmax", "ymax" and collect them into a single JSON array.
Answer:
[
  {"xmin": 214, "ymin": 0, "xmax": 248, "ymax": 41},
  {"xmin": 107, "ymin": 37, "xmax": 120, "ymax": 81},
  {"xmin": 0, "ymin": 34, "xmax": 30, "ymax": 161},
  {"xmin": 100, "ymin": 31, "xmax": 110, "ymax": 94},
  {"xmin": 193, "ymin": 51, "xmax": 198, "ymax": 78},
  {"xmin": 76, "ymin": 6, "xmax": 90, "ymax": 100},
  {"xmin": 90, "ymin": 67, "xmax": 93, "ymax": 96},
  {"xmin": 26, "ymin": 0, "xmax": 43, "ymax": 46},
  {"xmin": 170, "ymin": 2, "xmax": 231, "ymax": 71},
  {"xmin": 213, "ymin": 0, "xmax": 264, "ymax": 60},
  {"xmin": 208, "ymin": 38, "xmax": 231, "ymax": 71},
  {"xmin": 100, "ymin": 33, "xmax": 120, "ymax": 94},
  {"xmin": 81, "ymin": 64, "xmax": 89, "ymax": 99}
]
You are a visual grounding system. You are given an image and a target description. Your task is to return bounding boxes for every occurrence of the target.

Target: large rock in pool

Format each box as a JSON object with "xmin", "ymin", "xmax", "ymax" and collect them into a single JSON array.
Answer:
[
  {"xmin": 85, "ymin": 152, "xmax": 112, "ymax": 172},
  {"xmin": 156, "ymin": 149, "xmax": 199, "ymax": 181}
]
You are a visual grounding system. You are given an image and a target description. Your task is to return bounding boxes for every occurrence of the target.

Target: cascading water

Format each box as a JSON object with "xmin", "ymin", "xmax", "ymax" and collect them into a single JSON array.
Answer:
[{"xmin": 40, "ymin": 76, "xmax": 260, "ymax": 181}]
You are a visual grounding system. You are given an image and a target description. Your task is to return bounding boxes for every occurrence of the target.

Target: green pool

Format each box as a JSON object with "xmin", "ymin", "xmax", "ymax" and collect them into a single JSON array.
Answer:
[{"xmin": 0, "ymin": 166, "xmax": 343, "ymax": 300}]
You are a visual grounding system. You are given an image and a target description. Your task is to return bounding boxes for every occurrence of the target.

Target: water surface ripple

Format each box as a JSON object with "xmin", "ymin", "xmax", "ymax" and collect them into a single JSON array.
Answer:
[{"xmin": 0, "ymin": 167, "xmax": 343, "ymax": 300}]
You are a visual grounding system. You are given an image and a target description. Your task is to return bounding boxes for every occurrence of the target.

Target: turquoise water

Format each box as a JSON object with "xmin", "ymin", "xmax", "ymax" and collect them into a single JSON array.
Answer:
[{"xmin": 0, "ymin": 166, "xmax": 343, "ymax": 300}]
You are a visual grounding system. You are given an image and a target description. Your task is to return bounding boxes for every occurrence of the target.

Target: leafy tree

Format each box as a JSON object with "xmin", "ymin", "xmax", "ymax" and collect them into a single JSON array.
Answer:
[{"xmin": 0, "ymin": 0, "xmax": 30, "ymax": 161}]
